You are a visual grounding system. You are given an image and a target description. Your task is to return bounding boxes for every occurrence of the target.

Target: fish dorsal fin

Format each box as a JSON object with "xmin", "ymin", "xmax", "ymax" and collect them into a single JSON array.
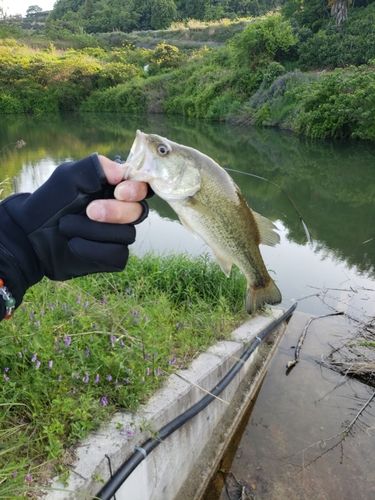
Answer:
[{"xmin": 253, "ymin": 211, "xmax": 280, "ymax": 246}]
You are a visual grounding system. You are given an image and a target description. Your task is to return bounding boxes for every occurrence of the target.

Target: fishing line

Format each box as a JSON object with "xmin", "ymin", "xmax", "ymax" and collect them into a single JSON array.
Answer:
[{"xmin": 224, "ymin": 167, "xmax": 312, "ymax": 245}]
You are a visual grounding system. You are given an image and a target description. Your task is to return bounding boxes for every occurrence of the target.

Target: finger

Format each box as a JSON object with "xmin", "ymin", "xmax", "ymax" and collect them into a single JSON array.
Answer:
[
  {"xmin": 69, "ymin": 238, "xmax": 129, "ymax": 271},
  {"xmin": 60, "ymin": 215, "xmax": 136, "ymax": 244},
  {"xmin": 86, "ymin": 199, "xmax": 143, "ymax": 224},
  {"xmin": 98, "ymin": 155, "xmax": 127, "ymax": 185},
  {"xmin": 114, "ymin": 181, "xmax": 149, "ymax": 202}
]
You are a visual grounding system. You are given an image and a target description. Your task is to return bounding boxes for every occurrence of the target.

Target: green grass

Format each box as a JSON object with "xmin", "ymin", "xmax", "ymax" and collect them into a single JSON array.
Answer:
[{"xmin": 0, "ymin": 254, "xmax": 246, "ymax": 497}]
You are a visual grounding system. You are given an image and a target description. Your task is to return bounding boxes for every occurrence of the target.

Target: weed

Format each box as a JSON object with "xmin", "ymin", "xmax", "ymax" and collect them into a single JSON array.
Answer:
[{"xmin": 0, "ymin": 254, "xmax": 246, "ymax": 496}]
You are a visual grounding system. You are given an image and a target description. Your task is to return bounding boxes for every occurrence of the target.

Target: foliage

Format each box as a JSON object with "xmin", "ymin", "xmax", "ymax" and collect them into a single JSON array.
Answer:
[
  {"xmin": 231, "ymin": 13, "xmax": 297, "ymax": 68},
  {"xmin": 47, "ymin": 0, "xmax": 283, "ymax": 33},
  {"xmin": 0, "ymin": 254, "xmax": 245, "ymax": 497},
  {"xmin": 26, "ymin": 5, "xmax": 43, "ymax": 17},
  {"xmin": 236, "ymin": 64, "xmax": 375, "ymax": 140},
  {"xmin": 175, "ymin": 0, "xmax": 282, "ymax": 21},
  {"xmin": 148, "ymin": 42, "xmax": 183, "ymax": 73},
  {"xmin": 0, "ymin": 41, "xmax": 144, "ymax": 114},
  {"xmin": 50, "ymin": 0, "xmax": 177, "ymax": 33},
  {"xmin": 297, "ymin": 3, "xmax": 375, "ymax": 68},
  {"xmin": 295, "ymin": 65, "xmax": 375, "ymax": 139},
  {"xmin": 82, "ymin": 77, "xmax": 150, "ymax": 114}
]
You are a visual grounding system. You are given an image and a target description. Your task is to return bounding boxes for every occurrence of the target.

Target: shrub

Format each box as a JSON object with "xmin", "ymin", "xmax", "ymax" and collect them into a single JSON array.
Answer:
[
  {"xmin": 296, "ymin": 3, "xmax": 375, "ymax": 69},
  {"xmin": 148, "ymin": 43, "xmax": 183, "ymax": 74},
  {"xmin": 0, "ymin": 93, "xmax": 23, "ymax": 113},
  {"xmin": 296, "ymin": 66, "xmax": 375, "ymax": 140},
  {"xmin": 82, "ymin": 78, "xmax": 149, "ymax": 114},
  {"xmin": 231, "ymin": 13, "xmax": 297, "ymax": 68}
]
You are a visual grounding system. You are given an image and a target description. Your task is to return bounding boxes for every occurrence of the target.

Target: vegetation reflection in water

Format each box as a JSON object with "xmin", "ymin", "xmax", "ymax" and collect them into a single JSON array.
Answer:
[{"xmin": 1, "ymin": 112, "xmax": 374, "ymax": 315}]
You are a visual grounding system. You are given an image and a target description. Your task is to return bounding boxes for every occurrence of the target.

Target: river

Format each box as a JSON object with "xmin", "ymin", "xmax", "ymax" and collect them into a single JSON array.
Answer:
[
  {"xmin": 1, "ymin": 113, "xmax": 375, "ymax": 499},
  {"xmin": 1, "ymin": 112, "xmax": 374, "ymax": 318}
]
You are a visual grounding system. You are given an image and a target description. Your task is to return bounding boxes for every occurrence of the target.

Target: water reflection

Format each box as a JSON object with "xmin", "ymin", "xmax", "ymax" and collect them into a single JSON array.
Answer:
[{"xmin": 1, "ymin": 113, "xmax": 374, "ymax": 316}]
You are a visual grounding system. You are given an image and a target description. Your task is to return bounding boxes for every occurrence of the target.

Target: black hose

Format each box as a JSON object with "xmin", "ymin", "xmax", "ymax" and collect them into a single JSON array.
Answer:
[{"xmin": 97, "ymin": 303, "xmax": 297, "ymax": 500}]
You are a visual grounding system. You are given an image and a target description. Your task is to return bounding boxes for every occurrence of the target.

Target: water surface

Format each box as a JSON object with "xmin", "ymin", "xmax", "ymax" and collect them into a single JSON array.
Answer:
[{"xmin": 1, "ymin": 113, "xmax": 374, "ymax": 317}]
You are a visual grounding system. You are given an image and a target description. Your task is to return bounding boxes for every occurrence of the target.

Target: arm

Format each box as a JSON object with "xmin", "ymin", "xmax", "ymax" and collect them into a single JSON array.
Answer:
[{"xmin": 0, "ymin": 154, "xmax": 149, "ymax": 321}]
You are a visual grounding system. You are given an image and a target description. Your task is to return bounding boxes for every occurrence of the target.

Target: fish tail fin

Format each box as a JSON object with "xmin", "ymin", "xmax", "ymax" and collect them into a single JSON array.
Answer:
[{"xmin": 246, "ymin": 279, "xmax": 282, "ymax": 314}]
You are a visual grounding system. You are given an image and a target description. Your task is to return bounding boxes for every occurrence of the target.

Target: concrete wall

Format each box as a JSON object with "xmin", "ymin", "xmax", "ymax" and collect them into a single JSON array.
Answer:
[{"xmin": 45, "ymin": 309, "xmax": 286, "ymax": 500}]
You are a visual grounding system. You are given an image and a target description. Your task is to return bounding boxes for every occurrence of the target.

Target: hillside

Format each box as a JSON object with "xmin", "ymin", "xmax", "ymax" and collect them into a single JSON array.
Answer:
[{"xmin": 1, "ymin": 1, "xmax": 375, "ymax": 140}]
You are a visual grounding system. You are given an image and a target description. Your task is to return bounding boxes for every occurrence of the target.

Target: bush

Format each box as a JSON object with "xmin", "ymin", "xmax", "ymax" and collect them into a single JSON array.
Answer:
[
  {"xmin": 295, "ymin": 66, "xmax": 375, "ymax": 140},
  {"xmin": 82, "ymin": 78, "xmax": 149, "ymax": 114},
  {"xmin": 294, "ymin": 3, "xmax": 375, "ymax": 69},
  {"xmin": 0, "ymin": 93, "xmax": 23, "ymax": 113},
  {"xmin": 148, "ymin": 43, "xmax": 183, "ymax": 74},
  {"xmin": 231, "ymin": 13, "xmax": 297, "ymax": 68}
]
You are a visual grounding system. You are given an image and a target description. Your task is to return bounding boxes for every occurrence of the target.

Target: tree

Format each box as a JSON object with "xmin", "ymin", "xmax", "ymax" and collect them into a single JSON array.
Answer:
[
  {"xmin": 328, "ymin": 0, "xmax": 352, "ymax": 25},
  {"xmin": 150, "ymin": 0, "xmax": 177, "ymax": 29},
  {"xmin": 0, "ymin": 0, "xmax": 6, "ymax": 19},
  {"xmin": 26, "ymin": 5, "xmax": 43, "ymax": 17}
]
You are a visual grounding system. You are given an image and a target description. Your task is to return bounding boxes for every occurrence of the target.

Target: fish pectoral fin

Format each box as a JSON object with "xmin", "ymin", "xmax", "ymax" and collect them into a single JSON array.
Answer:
[
  {"xmin": 178, "ymin": 214, "xmax": 195, "ymax": 234},
  {"xmin": 253, "ymin": 211, "xmax": 280, "ymax": 246},
  {"xmin": 213, "ymin": 251, "xmax": 233, "ymax": 277}
]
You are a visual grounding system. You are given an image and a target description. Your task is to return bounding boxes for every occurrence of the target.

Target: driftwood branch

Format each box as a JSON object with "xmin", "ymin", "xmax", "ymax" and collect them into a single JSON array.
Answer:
[
  {"xmin": 299, "ymin": 391, "xmax": 375, "ymax": 469},
  {"xmin": 286, "ymin": 312, "xmax": 344, "ymax": 374}
]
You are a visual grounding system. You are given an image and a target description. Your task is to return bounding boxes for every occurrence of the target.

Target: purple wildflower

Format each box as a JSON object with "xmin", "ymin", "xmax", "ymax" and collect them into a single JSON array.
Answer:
[
  {"xmin": 31, "ymin": 353, "xmax": 37, "ymax": 363},
  {"xmin": 106, "ymin": 374, "xmax": 113, "ymax": 382},
  {"xmin": 4, "ymin": 367, "xmax": 10, "ymax": 373},
  {"xmin": 100, "ymin": 396, "xmax": 109, "ymax": 407},
  {"xmin": 3, "ymin": 374, "xmax": 10, "ymax": 382},
  {"xmin": 12, "ymin": 471, "xmax": 18, "ymax": 478},
  {"xmin": 85, "ymin": 347, "xmax": 91, "ymax": 358},
  {"xmin": 83, "ymin": 373, "xmax": 89, "ymax": 384},
  {"xmin": 94, "ymin": 374, "xmax": 100, "ymax": 384},
  {"xmin": 121, "ymin": 427, "xmax": 135, "ymax": 439},
  {"xmin": 110, "ymin": 335, "xmax": 117, "ymax": 347},
  {"xmin": 168, "ymin": 357, "xmax": 177, "ymax": 366},
  {"xmin": 119, "ymin": 339, "xmax": 125, "ymax": 348},
  {"xmin": 64, "ymin": 336, "xmax": 72, "ymax": 347},
  {"xmin": 25, "ymin": 473, "xmax": 33, "ymax": 483},
  {"xmin": 48, "ymin": 360, "xmax": 53, "ymax": 369},
  {"xmin": 35, "ymin": 360, "xmax": 41, "ymax": 369}
]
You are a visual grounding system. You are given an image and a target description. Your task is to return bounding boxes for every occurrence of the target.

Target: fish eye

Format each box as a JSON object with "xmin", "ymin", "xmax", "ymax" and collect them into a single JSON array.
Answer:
[{"xmin": 157, "ymin": 144, "xmax": 169, "ymax": 156}]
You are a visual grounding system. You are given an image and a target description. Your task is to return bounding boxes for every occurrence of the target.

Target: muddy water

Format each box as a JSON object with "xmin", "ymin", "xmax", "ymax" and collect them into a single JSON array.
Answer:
[{"xmin": 204, "ymin": 311, "xmax": 375, "ymax": 500}]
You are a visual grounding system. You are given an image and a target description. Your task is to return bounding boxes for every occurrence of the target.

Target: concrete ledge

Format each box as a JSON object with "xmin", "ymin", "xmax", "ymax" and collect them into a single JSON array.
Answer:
[{"xmin": 45, "ymin": 308, "xmax": 286, "ymax": 500}]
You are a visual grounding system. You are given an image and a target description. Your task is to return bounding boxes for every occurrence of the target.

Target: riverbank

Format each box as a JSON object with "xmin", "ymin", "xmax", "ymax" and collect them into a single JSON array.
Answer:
[
  {"xmin": 0, "ymin": 254, "xmax": 246, "ymax": 497},
  {"xmin": 1, "ymin": 5, "xmax": 375, "ymax": 141}
]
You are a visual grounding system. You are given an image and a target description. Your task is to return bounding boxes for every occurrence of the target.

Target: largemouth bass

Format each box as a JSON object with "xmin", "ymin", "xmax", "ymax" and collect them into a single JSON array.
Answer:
[{"xmin": 125, "ymin": 131, "xmax": 282, "ymax": 313}]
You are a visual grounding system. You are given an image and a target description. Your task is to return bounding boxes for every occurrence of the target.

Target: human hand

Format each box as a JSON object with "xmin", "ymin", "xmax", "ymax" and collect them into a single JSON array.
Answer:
[
  {"xmin": 86, "ymin": 155, "xmax": 149, "ymax": 224},
  {"xmin": 0, "ymin": 154, "xmax": 150, "ymax": 310}
]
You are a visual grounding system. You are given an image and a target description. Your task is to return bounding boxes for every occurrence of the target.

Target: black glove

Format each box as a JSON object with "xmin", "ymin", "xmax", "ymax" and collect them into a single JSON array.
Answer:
[{"xmin": 0, "ymin": 154, "xmax": 148, "ymax": 311}]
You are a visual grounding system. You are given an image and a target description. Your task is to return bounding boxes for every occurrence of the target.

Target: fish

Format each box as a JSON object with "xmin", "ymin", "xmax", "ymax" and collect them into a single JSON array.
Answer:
[{"xmin": 124, "ymin": 130, "xmax": 282, "ymax": 314}]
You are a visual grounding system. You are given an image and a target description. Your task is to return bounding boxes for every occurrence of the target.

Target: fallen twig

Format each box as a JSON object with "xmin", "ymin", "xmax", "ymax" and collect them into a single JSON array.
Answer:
[
  {"xmin": 299, "ymin": 390, "xmax": 375, "ymax": 469},
  {"xmin": 286, "ymin": 312, "xmax": 344, "ymax": 374}
]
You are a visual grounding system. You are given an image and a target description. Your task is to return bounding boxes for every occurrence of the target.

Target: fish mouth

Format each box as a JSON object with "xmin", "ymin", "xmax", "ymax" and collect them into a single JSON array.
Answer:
[{"xmin": 124, "ymin": 130, "xmax": 146, "ymax": 179}]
